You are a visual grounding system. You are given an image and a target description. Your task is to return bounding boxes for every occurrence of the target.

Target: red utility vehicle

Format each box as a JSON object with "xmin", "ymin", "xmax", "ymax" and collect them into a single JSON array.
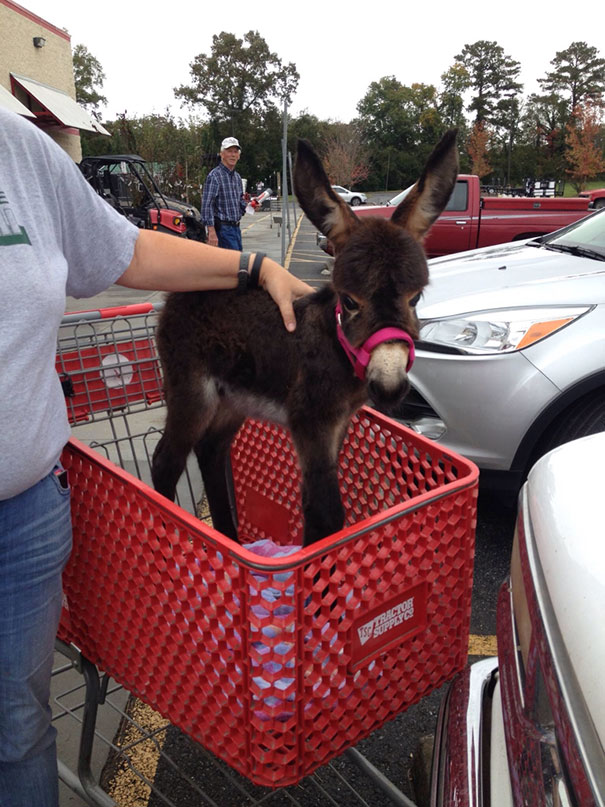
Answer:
[
  {"xmin": 317, "ymin": 175, "xmax": 592, "ymax": 258},
  {"xmin": 79, "ymin": 155, "xmax": 206, "ymax": 242}
]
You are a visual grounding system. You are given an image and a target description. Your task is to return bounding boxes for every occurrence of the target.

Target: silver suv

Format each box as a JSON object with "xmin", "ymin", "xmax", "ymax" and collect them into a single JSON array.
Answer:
[{"xmin": 397, "ymin": 209, "xmax": 605, "ymax": 495}]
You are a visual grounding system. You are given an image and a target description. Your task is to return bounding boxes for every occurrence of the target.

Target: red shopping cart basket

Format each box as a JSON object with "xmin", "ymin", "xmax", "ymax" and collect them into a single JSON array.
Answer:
[{"xmin": 57, "ymin": 306, "xmax": 478, "ymax": 788}]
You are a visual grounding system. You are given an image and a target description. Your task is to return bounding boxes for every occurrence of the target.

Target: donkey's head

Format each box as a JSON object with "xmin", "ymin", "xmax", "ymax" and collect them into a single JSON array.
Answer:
[{"xmin": 294, "ymin": 131, "xmax": 459, "ymax": 412}]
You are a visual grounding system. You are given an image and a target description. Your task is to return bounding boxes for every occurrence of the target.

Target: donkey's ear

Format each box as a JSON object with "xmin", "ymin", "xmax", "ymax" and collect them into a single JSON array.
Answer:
[
  {"xmin": 294, "ymin": 139, "xmax": 359, "ymax": 253},
  {"xmin": 391, "ymin": 130, "xmax": 459, "ymax": 242}
]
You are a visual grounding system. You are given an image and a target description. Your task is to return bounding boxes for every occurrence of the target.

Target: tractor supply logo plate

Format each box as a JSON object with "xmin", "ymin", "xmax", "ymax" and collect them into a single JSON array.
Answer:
[{"xmin": 351, "ymin": 582, "xmax": 427, "ymax": 669}]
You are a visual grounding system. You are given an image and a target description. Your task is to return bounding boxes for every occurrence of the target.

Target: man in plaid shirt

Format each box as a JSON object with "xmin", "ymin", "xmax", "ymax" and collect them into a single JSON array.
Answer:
[{"xmin": 202, "ymin": 137, "xmax": 247, "ymax": 250}]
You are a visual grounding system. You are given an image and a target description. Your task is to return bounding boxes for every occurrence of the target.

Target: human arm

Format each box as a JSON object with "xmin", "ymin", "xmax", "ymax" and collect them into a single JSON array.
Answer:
[
  {"xmin": 206, "ymin": 225, "xmax": 218, "ymax": 247},
  {"xmin": 201, "ymin": 173, "xmax": 219, "ymax": 246},
  {"xmin": 239, "ymin": 179, "xmax": 248, "ymax": 217},
  {"xmin": 116, "ymin": 230, "xmax": 313, "ymax": 331}
]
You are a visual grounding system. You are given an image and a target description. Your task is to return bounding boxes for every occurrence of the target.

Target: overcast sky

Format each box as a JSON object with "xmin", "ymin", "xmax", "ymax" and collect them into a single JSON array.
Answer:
[{"xmin": 24, "ymin": 0, "xmax": 605, "ymax": 124}]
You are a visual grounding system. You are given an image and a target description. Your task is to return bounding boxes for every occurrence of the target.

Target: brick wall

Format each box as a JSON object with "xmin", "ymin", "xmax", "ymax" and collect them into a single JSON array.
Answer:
[{"xmin": 0, "ymin": 1, "xmax": 82, "ymax": 160}]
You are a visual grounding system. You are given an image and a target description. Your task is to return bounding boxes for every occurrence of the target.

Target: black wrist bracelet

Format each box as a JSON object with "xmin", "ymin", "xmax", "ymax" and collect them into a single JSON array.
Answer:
[
  {"xmin": 249, "ymin": 252, "xmax": 265, "ymax": 289},
  {"xmin": 237, "ymin": 252, "xmax": 251, "ymax": 294}
]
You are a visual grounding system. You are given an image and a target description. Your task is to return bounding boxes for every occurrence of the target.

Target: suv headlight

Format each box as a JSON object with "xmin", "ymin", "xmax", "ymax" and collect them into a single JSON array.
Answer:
[{"xmin": 419, "ymin": 306, "xmax": 591, "ymax": 354}]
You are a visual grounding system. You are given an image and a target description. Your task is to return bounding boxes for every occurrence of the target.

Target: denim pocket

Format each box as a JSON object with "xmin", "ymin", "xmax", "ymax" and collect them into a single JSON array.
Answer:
[{"xmin": 49, "ymin": 465, "xmax": 70, "ymax": 496}]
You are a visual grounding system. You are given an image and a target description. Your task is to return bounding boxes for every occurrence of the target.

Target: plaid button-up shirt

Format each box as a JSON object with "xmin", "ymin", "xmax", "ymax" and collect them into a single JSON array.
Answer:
[{"xmin": 201, "ymin": 161, "xmax": 246, "ymax": 227}]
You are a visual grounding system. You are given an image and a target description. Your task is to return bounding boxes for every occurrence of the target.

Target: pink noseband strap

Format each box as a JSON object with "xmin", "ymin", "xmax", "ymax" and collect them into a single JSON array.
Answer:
[{"xmin": 335, "ymin": 303, "xmax": 416, "ymax": 381}]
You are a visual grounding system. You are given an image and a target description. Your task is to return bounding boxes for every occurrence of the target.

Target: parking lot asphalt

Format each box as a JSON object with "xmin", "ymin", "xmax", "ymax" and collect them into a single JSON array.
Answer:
[
  {"xmin": 64, "ymin": 202, "xmax": 328, "ymax": 315},
  {"xmin": 57, "ymin": 201, "xmax": 514, "ymax": 806}
]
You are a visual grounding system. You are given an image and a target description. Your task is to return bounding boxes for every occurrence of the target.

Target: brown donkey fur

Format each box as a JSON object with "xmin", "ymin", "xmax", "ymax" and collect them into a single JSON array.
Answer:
[{"xmin": 151, "ymin": 131, "xmax": 459, "ymax": 546}]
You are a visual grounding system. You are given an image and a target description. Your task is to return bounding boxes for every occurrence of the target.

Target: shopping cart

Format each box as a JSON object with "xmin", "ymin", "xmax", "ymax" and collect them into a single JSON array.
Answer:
[{"xmin": 53, "ymin": 303, "xmax": 478, "ymax": 807}]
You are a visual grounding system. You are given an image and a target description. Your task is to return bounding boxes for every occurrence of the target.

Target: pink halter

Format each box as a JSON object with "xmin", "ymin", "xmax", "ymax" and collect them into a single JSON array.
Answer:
[{"xmin": 335, "ymin": 302, "xmax": 416, "ymax": 381}]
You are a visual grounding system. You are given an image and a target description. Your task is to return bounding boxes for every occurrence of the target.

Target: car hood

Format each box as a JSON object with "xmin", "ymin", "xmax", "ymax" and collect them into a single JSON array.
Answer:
[
  {"xmin": 526, "ymin": 432, "xmax": 605, "ymax": 750},
  {"xmin": 419, "ymin": 242, "xmax": 605, "ymax": 319}
]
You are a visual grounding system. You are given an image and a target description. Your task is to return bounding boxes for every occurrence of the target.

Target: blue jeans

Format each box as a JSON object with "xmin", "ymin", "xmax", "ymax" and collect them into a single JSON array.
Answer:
[
  {"xmin": 0, "ymin": 465, "xmax": 72, "ymax": 807},
  {"xmin": 216, "ymin": 222, "xmax": 242, "ymax": 250}
]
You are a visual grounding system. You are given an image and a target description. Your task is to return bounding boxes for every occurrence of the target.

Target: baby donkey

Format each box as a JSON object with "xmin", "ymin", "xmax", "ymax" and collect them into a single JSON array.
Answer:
[{"xmin": 151, "ymin": 131, "xmax": 459, "ymax": 546}]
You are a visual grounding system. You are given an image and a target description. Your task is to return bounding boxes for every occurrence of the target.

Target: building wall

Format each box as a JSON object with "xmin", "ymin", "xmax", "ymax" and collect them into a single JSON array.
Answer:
[{"xmin": 0, "ymin": 0, "xmax": 82, "ymax": 160}]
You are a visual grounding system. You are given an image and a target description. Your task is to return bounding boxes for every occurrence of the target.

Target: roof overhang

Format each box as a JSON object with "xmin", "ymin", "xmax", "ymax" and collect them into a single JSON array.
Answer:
[
  {"xmin": 10, "ymin": 73, "xmax": 110, "ymax": 135},
  {"xmin": 0, "ymin": 82, "xmax": 35, "ymax": 116}
]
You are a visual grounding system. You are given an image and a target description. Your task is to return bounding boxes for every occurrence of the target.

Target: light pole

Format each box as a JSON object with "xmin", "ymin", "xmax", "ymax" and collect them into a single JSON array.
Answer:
[{"xmin": 506, "ymin": 94, "xmax": 517, "ymax": 187}]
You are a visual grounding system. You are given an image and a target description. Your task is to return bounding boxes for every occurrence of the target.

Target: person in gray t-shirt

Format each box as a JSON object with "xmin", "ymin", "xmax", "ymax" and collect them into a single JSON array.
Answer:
[{"xmin": 0, "ymin": 108, "xmax": 312, "ymax": 807}]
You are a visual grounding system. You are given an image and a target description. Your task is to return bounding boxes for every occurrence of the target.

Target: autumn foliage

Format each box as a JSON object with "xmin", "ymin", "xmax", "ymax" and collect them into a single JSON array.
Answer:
[
  {"xmin": 322, "ymin": 124, "xmax": 370, "ymax": 188},
  {"xmin": 565, "ymin": 101, "xmax": 605, "ymax": 191}
]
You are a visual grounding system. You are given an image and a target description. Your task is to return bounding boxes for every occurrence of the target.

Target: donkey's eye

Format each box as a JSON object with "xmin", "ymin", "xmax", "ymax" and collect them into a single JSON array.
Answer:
[
  {"xmin": 341, "ymin": 295, "xmax": 359, "ymax": 312},
  {"xmin": 409, "ymin": 293, "xmax": 422, "ymax": 307}
]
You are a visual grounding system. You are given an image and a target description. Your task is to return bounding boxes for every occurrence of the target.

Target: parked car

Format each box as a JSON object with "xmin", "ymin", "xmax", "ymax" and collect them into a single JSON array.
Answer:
[
  {"xmin": 430, "ymin": 431, "xmax": 605, "ymax": 806},
  {"xmin": 331, "ymin": 185, "xmax": 367, "ymax": 206},
  {"xmin": 395, "ymin": 209, "xmax": 605, "ymax": 496}
]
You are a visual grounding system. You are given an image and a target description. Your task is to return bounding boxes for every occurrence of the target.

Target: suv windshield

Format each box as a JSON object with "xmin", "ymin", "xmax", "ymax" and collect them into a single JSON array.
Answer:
[{"xmin": 543, "ymin": 209, "xmax": 605, "ymax": 259}]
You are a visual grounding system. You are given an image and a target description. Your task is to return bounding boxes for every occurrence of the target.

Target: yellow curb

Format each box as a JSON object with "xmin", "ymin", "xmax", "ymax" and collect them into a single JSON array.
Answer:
[{"xmin": 284, "ymin": 213, "xmax": 305, "ymax": 271}]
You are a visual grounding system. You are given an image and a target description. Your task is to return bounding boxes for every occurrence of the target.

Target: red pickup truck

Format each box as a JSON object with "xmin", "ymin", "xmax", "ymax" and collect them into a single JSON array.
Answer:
[{"xmin": 318, "ymin": 174, "xmax": 592, "ymax": 258}]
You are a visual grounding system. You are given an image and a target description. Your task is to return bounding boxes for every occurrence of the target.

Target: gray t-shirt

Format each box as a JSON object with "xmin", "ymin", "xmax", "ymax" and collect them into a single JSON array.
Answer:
[{"xmin": 0, "ymin": 109, "xmax": 139, "ymax": 499}]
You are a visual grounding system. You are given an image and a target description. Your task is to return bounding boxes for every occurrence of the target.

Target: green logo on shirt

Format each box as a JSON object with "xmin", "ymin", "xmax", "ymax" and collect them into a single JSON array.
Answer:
[{"xmin": 0, "ymin": 191, "xmax": 31, "ymax": 246}]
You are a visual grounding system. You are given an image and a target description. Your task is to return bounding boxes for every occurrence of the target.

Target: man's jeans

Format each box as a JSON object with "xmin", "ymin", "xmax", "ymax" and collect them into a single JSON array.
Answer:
[
  {"xmin": 216, "ymin": 222, "xmax": 242, "ymax": 250},
  {"xmin": 0, "ymin": 466, "xmax": 72, "ymax": 807}
]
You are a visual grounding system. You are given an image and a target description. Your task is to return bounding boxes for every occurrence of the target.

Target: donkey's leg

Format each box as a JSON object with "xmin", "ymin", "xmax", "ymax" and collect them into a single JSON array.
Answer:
[
  {"xmin": 291, "ymin": 418, "xmax": 350, "ymax": 546},
  {"xmin": 193, "ymin": 408, "xmax": 246, "ymax": 541},
  {"xmin": 152, "ymin": 378, "xmax": 219, "ymax": 502}
]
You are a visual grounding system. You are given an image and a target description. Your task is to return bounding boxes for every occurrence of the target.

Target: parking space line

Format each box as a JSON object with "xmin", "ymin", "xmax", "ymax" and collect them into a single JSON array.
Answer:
[
  {"xmin": 290, "ymin": 257, "xmax": 328, "ymax": 265},
  {"xmin": 241, "ymin": 213, "xmax": 271, "ymax": 234},
  {"xmin": 468, "ymin": 634, "xmax": 498, "ymax": 656}
]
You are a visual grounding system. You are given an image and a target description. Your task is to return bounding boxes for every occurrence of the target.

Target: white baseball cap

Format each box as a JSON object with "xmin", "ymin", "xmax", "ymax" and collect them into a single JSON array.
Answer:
[{"xmin": 221, "ymin": 137, "xmax": 241, "ymax": 151}]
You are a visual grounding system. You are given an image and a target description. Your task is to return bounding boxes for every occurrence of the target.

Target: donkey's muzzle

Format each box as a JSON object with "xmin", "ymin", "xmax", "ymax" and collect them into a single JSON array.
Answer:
[{"xmin": 366, "ymin": 342, "xmax": 412, "ymax": 412}]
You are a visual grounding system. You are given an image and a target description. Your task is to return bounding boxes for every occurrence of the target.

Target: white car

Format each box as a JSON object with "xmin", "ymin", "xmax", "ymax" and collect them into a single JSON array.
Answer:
[
  {"xmin": 430, "ymin": 431, "xmax": 605, "ymax": 806},
  {"xmin": 331, "ymin": 185, "xmax": 367, "ymax": 206}
]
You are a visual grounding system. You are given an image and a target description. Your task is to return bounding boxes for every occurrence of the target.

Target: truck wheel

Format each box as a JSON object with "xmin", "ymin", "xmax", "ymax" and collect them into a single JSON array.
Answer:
[
  {"xmin": 528, "ymin": 389, "xmax": 605, "ymax": 473},
  {"xmin": 594, "ymin": 198, "xmax": 605, "ymax": 210},
  {"xmin": 350, "ymin": 197, "xmax": 361, "ymax": 206}
]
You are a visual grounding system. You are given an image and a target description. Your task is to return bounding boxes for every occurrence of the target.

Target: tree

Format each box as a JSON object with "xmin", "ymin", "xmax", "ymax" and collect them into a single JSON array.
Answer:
[
  {"xmin": 439, "ymin": 63, "xmax": 471, "ymax": 130},
  {"xmin": 467, "ymin": 121, "xmax": 491, "ymax": 178},
  {"xmin": 565, "ymin": 100, "xmax": 605, "ymax": 192},
  {"xmin": 72, "ymin": 44, "xmax": 107, "ymax": 117},
  {"xmin": 356, "ymin": 77, "xmax": 444, "ymax": 189},
  {"xmin": 174, "ymin": 30, "xmax": 299, "ymax": 130},
  {"xmin": 538, "ymin": 42, "xmax": 605, "ymax": 113},
  {"xmin": 174, "ymin": 31, "xmax": 298, "ymax": 186},
  {"xmin": 322, "ymin": 123, "xmax": 369, "ymax": 187},
  {"xmin": 519, "ymin": 92, "xmax": 569, "ymax": 179},
  {"xmin": 455, "ymin": 40, "xmax": 523, "ymax": 125},
  {"xmin": 287, "ymin": 110, "xmax": 331, "ymax": 156}
]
